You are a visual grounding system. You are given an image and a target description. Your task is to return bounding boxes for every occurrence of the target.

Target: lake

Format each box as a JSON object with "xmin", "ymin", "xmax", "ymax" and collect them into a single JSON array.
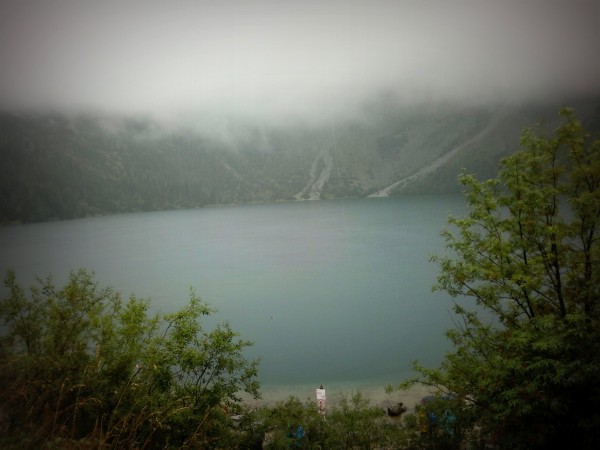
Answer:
[{"xmin": 0, "ymin": 195, "xmax": 468, "ymax": 402}]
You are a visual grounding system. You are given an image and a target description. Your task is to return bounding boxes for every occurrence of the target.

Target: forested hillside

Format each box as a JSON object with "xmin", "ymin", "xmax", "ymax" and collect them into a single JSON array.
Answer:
[{"xmin": 2, "ymin": 98, "xmax": 599, "ymax": 223}]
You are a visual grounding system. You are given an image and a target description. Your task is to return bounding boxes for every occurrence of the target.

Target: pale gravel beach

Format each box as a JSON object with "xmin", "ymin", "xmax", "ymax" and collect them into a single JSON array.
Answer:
[{"xmin": 242, "ymin": 382, "xmax": 435, "ymax": 414}]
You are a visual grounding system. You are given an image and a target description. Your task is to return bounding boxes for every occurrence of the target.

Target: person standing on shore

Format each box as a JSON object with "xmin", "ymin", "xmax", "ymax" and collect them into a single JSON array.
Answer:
[{"xmin": 316, "ymin": 385, "xmax": 326, "ymax": 416}]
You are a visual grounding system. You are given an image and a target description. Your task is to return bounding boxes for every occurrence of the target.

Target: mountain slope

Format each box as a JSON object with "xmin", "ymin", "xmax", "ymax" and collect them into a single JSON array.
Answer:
[{"xmin": 1, "ymin": 98, "xmax": 598, "ymax": 223}]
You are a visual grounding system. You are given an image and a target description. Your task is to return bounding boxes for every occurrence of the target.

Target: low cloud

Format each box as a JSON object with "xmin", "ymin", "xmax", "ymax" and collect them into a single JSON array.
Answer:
[{"xmin": 1, "ymin": 0, "xmax": 599, "ymax": 122}]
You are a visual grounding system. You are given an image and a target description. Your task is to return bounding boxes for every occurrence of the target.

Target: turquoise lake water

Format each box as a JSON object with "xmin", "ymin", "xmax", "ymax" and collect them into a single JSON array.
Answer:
[{"xmin": 0, "ymin": 195, "xmax": 468, "ymax": 398}]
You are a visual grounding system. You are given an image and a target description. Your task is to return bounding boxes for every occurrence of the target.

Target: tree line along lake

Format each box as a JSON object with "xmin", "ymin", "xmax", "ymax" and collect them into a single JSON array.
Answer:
[{"xmin": 0, "ymin": 194, "xmax": 468, "ymax": 403}]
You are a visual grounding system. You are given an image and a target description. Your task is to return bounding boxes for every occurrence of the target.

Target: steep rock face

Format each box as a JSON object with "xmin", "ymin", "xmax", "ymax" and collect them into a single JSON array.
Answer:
[{"xmin": 1, "ymin": 98, "xmax": 599, "ymax": 223}]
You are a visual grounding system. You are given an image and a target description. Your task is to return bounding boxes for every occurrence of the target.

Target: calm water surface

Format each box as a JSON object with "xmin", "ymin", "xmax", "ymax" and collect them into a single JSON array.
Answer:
[{"xmin": 0, "ymin": 195, "xmax": 467, "ymax": 397}]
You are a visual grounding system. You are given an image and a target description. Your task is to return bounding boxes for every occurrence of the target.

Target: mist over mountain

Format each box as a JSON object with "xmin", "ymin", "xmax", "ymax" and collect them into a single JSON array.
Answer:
[
  {"xmin": 2, "ymin": 1, "xmax": 600, "ymax": 222},
  {"xmin": 2, "ymin": 96, "xmax": 599, "ymax": 223}
]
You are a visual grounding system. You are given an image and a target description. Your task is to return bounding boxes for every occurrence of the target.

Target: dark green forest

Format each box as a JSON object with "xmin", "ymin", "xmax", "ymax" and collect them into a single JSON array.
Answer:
[
  {"xmin": 3, "ymin": 99, "xmax": 599, "ymax": 224},
  {"xmin": 0, "ymin": 113, "xmax": 316, "ymax": 223}
]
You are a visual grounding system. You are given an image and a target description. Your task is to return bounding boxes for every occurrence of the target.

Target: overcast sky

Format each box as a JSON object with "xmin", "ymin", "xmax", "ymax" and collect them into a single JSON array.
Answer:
[{"xmin": 1, "ymin": 0, "xmax": 599, "ymax": 120}]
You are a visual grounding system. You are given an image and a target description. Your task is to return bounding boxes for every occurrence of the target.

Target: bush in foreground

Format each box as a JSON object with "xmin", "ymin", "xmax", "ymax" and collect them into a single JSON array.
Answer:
[{"xmin": 0, "ymin": 270, "xmax": 259, "ymax": 448}]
